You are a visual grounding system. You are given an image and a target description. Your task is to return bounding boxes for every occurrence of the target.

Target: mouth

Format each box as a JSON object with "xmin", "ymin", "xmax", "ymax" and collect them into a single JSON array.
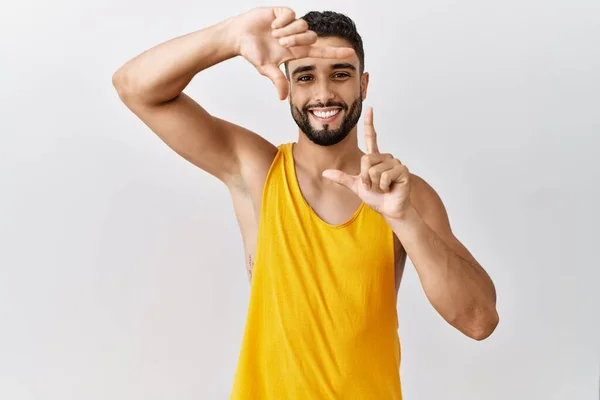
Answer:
[{"xmin": 309, "ymin": 107, "xmax": 342, "ymax": 124}]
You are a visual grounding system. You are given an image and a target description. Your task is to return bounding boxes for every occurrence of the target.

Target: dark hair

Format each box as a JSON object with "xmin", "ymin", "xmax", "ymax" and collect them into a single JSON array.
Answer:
[
  {"xmin": 302, "ymin": 11, "xmax": 364, "ymax": 72},
  {"xmin": 285, "ymin": 11, "xmax": 365, "ymax": 76}
]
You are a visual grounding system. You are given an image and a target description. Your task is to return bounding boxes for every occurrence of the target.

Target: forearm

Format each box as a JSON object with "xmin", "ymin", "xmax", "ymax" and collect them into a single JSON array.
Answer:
[
  {"xmin": 112, "ymin": 16, "xmax": 240, "ymax": 104},
  {"xmin": 387, "ymin": 206, "xmax": 498, "ymax": 340}
]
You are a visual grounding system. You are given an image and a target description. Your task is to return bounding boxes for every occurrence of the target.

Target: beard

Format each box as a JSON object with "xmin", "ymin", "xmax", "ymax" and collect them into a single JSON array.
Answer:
[{"xmin": 290, "ymin": 94, "xmax": 363, "ymax": 147}]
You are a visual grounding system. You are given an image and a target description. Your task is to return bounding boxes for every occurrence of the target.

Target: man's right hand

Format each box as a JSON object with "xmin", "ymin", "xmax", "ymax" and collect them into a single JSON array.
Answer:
[
  {"xmin": 233, "ymin": 7, "xmax": 355, "ymax": 100},
  {"xmin": 114, "ymin": 6, "xmax": 348, "ymax": 194}
]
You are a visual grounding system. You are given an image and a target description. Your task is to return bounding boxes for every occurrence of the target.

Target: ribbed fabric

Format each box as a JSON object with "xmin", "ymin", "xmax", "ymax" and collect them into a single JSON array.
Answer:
[{"xmin": 230, "ymin": 143, "xmax": 402, "ymax": 399}]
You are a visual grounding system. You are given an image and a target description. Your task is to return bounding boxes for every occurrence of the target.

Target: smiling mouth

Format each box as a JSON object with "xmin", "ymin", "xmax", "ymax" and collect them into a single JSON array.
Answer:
[{"xmin": 309, "ymin": 108, "xmax": 342, "ymax": 122}]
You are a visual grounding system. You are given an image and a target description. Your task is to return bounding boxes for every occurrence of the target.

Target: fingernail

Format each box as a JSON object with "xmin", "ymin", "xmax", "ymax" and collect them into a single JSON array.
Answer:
[{"xmin": 279, "ymin": 38, "xmax": 288, "ymax": 46}]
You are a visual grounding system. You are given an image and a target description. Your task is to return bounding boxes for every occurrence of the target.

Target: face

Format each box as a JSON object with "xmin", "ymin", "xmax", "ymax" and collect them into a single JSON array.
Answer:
[{"xmin": 287, "ymin": 37, "xmax": 369, "ymax": 147}]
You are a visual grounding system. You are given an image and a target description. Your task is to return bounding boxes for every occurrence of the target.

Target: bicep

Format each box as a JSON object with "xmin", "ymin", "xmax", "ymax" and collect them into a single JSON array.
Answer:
[{"xmin": 119, "ymin": 92, "xmax": 276, "ymax": 186}]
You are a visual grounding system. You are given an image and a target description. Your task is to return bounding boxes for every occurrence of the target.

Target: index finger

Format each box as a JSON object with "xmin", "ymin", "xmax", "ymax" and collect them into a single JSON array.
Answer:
[
  {"xmin": 364, "ymin": 106, "xmax": 380, "ymax": 154},
  {"xmin": 301, "ymin": 45, "xmax": 356, "ymax": 59}
]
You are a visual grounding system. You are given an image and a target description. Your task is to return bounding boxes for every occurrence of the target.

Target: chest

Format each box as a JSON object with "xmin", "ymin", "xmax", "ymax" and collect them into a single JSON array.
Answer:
[{"xmin": 295, "ymin": 166, "xmax": 363, "ymax": 226}]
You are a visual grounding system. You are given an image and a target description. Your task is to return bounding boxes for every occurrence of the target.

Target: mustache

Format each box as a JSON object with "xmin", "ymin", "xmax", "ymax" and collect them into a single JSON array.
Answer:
[{"xmin": 302, "ymin": 101, "xmax": 348, "ymax": 113}]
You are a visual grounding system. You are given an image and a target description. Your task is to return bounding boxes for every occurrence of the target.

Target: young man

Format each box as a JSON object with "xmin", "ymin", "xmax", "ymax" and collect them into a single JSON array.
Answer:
[{"xmin": 112, "ymin": 7, "xmax": 499, "ymax": 399}]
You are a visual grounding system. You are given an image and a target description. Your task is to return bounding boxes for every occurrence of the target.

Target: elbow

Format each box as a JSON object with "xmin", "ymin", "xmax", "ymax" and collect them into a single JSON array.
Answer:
[
  {"xmin": 112, "ymin": 68, "xmax": 133, "ymax": 100},
  {"xmin": 466, "ymin": 308, "xmax": 499, "ymax": 341},
  {"xmin": 111, "ymin": 68, "xmax": 170, "ymax": 106},
  {"xmin": 112, "ymin": 62, "xmax": 146, "ymax": 101}
]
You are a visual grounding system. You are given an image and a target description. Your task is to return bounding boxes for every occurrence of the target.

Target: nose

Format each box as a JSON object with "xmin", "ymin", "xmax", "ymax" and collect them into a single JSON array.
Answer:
[{"xmin": 312, "ymin": 79, "xmax": 335, "ymax": 104}]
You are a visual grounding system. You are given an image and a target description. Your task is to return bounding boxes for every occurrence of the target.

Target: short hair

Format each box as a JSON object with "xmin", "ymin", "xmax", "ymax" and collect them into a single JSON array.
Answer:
[{"xmin": 285, "ymin": 11, "xmax": 365, "ymax": 77}]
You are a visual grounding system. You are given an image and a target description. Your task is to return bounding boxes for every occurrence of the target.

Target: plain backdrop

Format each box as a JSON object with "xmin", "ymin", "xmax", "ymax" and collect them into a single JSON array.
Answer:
[{"xmin": 1, "ymin": 0, "xmax": 599, "ymax": 399}]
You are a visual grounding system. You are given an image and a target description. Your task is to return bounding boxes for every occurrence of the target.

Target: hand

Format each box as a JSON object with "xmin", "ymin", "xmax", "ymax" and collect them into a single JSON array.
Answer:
[
  {"xmin": 322, "ymin": 107, "xmax": 413, "ymax": 220},
  {"xmin": 234, "ymin": 7, "xmax": 355, "ymax": 100}
]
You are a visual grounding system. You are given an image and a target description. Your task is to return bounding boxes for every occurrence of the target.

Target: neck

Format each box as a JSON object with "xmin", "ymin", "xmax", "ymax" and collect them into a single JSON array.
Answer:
[{"xmin": 293, "ymin": 128, "xmax": 364, "ymax": 176}]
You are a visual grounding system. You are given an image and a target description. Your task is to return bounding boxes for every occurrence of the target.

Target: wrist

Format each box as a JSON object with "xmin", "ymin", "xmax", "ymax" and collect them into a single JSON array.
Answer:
[
  {"xmin": 216, "ymin": 16, "xmax": 244, "ymax": 58},
  {"xmin": 385, "ymin": 203, "xmax": 419, "ymax": 225}
]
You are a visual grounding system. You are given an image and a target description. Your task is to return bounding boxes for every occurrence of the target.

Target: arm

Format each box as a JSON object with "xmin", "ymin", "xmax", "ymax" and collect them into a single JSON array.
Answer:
[
  {"xmin": 111, "ymin": 8, "xmax": 353, "ymax": 188},
  {"xmin": 321, "ymin": 107, "xmax": 499, "ymax": 340},
  {"xmin": 385, "ymin": 174, "xmax": 499, "ymax": 340},
  {"xmin": 112, "ymin": 15, "xmax": 273, "ymax": 187}
]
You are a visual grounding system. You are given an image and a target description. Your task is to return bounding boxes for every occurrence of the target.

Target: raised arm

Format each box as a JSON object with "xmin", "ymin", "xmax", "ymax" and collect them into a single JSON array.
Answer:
[{"xmin": 111, "ymin": 7, "xmax": 355, "ymax": 188}]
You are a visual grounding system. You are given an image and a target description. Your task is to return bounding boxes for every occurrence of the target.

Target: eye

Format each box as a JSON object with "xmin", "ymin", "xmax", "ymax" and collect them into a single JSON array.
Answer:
[
  {"xmin": 297, "ymin": 75, "xmax": 313, "ymax": 82},
  {"xmin": 333, "ymin": 72, "xmax": 351, "ymax": 79}
]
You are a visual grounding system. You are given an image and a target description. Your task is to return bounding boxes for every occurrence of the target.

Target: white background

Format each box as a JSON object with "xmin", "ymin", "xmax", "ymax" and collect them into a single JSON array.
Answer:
[{"xmin": 1, "ymin": 0, "xmax": 599, "ymax": 399}]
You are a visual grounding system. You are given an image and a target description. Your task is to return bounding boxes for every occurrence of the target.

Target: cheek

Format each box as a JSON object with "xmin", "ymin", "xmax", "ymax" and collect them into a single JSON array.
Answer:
[
  {"xmin": 339, "ymin": 81, "xmax": 360, "ymax": 97},
  {"xmin": 290, "ymin": 92, "xmax": 308, "ymax": 110}
]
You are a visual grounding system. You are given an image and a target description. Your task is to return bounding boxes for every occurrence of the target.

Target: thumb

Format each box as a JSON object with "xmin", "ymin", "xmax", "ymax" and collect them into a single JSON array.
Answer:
[
  {"xmin": 322, "ymin": 169, "xmax": 357, "ymax": 191},
  {"xmin": 259, "ymin": 64, "xmax": 289, "ymax": 100}
]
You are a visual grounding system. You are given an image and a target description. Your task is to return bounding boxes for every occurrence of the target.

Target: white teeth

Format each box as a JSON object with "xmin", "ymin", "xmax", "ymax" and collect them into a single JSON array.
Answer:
[{"xmin": 313, "ymin": 109, "xmax": 340, "ymax": 118}]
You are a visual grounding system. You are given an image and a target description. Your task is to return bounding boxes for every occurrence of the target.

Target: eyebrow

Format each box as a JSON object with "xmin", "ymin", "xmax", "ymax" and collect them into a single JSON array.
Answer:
[{"xmin": 291, "ymin": 63, "xmax": 357, "ymax": 77}]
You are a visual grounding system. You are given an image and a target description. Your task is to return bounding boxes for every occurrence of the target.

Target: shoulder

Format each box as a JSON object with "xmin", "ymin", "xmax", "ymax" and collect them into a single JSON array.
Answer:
[
  {"xmin": 408, "ymin": 173, "xmax": 443, "ymax": 212},
  {"xmin": 228, "ymin": 139, "xmax": 284, "ymax": 194},
  {"xmin": 407, "ymin": 172, "xmax": 454, "ymax": 234}
]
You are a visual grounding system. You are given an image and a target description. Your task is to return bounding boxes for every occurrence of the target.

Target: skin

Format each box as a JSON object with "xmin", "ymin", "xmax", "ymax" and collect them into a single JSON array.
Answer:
[{"xmin": 112, "ymin": 6, "xmax": 498, "ymax": 341}]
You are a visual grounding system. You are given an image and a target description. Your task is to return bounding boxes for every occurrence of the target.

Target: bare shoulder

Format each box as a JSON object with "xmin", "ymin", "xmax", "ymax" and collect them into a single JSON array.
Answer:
[
  {"xmin": 408, "ymin": 172, "xmax": 445, "ymax": 216},
  {"xmin": 407, "ymin": 171, "xmax": 455, "ymax": 235},
  {"xmin": 407, "ymin": 172, "xmax": 482, "ymax": 267},
  {"xmin": 393, "ymin": 172, "xmax": 445, "ymax": 291},
  {"xmin": 215, "ymin": 116, "xmax": 279, "ymax": 197}
]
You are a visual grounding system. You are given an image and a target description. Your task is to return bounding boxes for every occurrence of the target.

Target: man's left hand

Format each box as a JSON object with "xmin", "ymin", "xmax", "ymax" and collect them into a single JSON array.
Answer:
[{"xmin": 322, "ymin": 106, "xmax": 413, "ymax": 220}]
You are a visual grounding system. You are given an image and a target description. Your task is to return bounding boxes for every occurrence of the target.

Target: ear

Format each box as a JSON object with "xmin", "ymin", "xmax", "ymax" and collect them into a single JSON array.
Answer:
[
  {"xmin": 283, "ymin": 61, "xmax": 290, "ymax": 80},
  {"xmin": 360, "ymin": 72, "xmax": 370, "ymax": 100},
  {"xmin": 282, "ymin": 63, "xmax": 291, "ymax": 100}
]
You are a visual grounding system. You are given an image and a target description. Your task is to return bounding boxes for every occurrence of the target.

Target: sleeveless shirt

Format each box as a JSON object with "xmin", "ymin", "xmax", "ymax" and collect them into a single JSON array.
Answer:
[{"xmin": 230, "ymin": 143, "xmax": 403, "ymax": 399}]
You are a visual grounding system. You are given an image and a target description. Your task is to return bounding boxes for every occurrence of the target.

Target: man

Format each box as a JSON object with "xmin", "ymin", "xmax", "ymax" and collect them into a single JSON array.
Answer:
[{"xmin": 112, "ymin": 6, "xmax": 499, "ymax": 399}]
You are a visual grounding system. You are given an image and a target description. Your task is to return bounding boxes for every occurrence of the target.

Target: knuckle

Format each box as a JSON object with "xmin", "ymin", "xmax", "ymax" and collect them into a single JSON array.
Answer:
[{"xmin": 368, "ymin": 168, "xmax": 379, "ymax": 179}]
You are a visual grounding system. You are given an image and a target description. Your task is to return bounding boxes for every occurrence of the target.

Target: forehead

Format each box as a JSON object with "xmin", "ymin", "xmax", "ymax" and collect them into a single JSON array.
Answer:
[{"xmin": 287, "ymin": 36, "xmax": 359, "ymax": 71}]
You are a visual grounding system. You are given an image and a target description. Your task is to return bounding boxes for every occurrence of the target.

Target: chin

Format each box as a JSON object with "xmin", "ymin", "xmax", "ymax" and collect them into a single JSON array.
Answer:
[{"xmin": 305, "ymin": 131, "xmax": 351, "ymax": 147}]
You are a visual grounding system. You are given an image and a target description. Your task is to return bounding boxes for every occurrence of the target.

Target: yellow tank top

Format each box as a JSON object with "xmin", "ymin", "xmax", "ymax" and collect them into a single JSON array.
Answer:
[{"xmin": 230, "ymin": 143, "xmax": 402, "ymax": 399}]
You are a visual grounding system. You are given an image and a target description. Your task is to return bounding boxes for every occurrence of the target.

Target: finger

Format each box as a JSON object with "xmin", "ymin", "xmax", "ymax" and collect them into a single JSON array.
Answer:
[
  {"xmin": 298, "ymin": 45, "xmax": 356, "ymax": 60},
  {"xmin": 271, "ymin": 7, "xmax": 296, "ymax": 29},
  {"xmin": 322, "ymin": 169, "xmax": 358, "ymax": 193},
  {"xmin": 379, "ymin": 166, "xmax": 403, "ymax": 192},
  {"xmin": 360, "ymin": 153, "xmax": 393, "ymax": 189},
  {"xmin": 259, "ymin": 63, "xmax": 289, "ymax": 100},
  {"xmin": 368, "ymin": 162, "xmax": 395, "ymax": 191},
  {"xmin": 364, "ymin": 106, "xmax": 380, "ymax": 154},
  {"xmin": 360, "ymin": 154, "xmax": 372, "ymax": 189},
  {"xmin": 272, "ymin": 18, "xmax": 309, "ymax": 38},
  {"xmin": 279, "ymin": 31, "xmax": 318, "ymax": 48}
]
